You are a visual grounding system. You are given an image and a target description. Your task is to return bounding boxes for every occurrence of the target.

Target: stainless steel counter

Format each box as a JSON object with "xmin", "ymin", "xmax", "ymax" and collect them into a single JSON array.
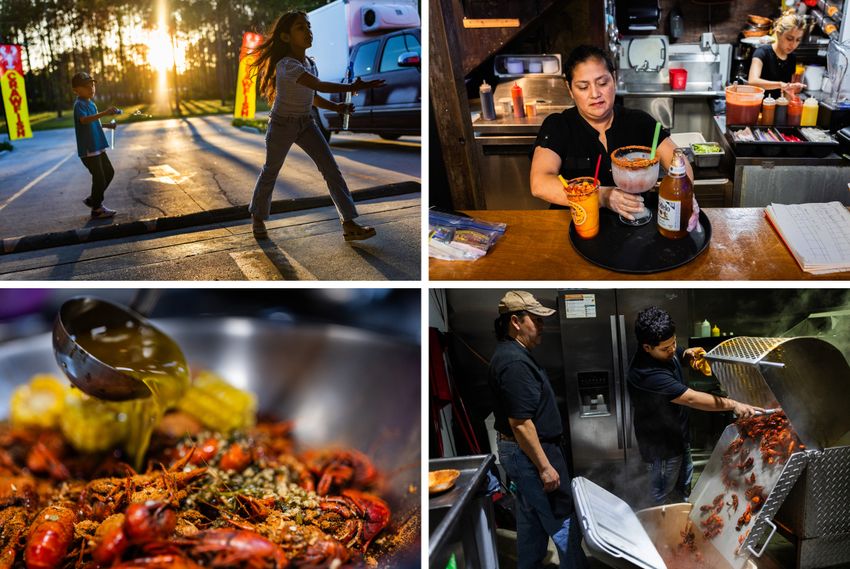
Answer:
[
  {"xmin": 429, "ymin": 455, "xmax": 498, "ymax": 569},
  {"xmin": 617, "ymin": 88, "xmax": 723, "ymax": 97}
]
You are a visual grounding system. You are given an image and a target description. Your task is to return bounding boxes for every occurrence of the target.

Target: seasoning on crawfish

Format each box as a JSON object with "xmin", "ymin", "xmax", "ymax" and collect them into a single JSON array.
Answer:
[
  {"xmin": 736, "ymin": 503, "xmax": 753, "ymax": 531},
  {"xmin": 729, "ymin": 493, "xmax": 739, "ymax": 512},
  {"xmin": 701, "ymin": 513, "xmax": 724, "ymax": 539}
]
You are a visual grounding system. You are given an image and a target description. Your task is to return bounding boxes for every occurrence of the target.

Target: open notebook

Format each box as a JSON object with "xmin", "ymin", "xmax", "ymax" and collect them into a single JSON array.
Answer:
[{"xmin": 765, "ymin": 202, "xmax": 850, "ymax": 275}]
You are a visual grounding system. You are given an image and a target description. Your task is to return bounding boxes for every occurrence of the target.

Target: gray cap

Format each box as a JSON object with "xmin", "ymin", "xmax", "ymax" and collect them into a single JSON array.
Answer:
[{"xmin": 498, "ymin": 291, "xmax": 556, "ymax": 316}]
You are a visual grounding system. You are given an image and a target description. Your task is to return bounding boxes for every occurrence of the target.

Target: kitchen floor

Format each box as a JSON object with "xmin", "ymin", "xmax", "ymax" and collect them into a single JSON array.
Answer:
[{"xmin": 495, "ymin": 528, "xmax": 796, "ymax": 568}]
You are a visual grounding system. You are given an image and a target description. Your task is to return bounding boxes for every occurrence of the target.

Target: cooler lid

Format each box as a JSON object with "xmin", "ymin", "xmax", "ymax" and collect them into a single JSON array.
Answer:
[{"xmin": 571, "ymin": 477, "xmax": 665, "ymax": 569}]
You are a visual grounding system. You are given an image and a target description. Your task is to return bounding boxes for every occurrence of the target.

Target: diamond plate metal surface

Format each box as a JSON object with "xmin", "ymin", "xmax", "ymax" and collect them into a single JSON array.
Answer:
[
  {"xmin": 708, "ymin": 337, "xmax": 786, "ymax": 363},
  {"xmin": 805, "ymin": 446, "xmax": 850, "ymax": 536},
  {"xmin": 799, "ymin": 532, "xmax": 850, "ymax": 568},
  {"xmin": 744, "ymin": 450, "xmax": 810, "ymax": 555}
]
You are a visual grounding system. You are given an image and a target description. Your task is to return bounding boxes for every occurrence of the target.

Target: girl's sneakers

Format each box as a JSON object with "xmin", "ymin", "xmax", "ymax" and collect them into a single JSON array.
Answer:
[
  {"xmin": 342, "ymin": 220, "xmax": 376, "ymax": 241},
  {"xmin": 252, "ymin": 216, "xmax": 269, "ymax": 239},
  {"xmin": 90, "ymin": 206, "xmax": 116, "ymax": 219}
]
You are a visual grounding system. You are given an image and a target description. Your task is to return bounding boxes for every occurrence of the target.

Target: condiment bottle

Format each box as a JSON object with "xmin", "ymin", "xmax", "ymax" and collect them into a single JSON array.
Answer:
[
  {"xmin": 775, "ymin": 95, "xmax": 788, "ymax": 126},
  {"xmin": 657, "ymin": 148, "xmax": 694, "ymax": 240},
  {"xmin": 712, "ymin": 324, "xmax": 720, "ymax": 337},
  {"xmin": 511, "ymin": 82, "xmax": 526, "ymax": 118},
  {"xmin": 701, "ymin": 319, "xmax": 711, "ymax": 337},
  {"xmin": 480, "ymin": 80, "xmax": 496, "ymax": 120},
  {"xmin": 801, "ymin": 97, "xmax": 819, "ymax": 126},
  {"xmin": 787, "ymin": 96, "xmax": 803, "ymax": 126},
  {"xmin": 760, "ymin": 94, "xmax": 776, "ymax": 125}
]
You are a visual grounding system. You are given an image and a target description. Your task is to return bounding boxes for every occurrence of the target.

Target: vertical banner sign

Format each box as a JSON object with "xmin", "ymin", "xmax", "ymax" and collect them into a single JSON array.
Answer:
[
  {"xmin": 0, "ymin": 45, "xmax": 32, "ymax": 140},
  {"xmin": 234, "ymin": 32, "xmax": 262, "ymax": 119}
]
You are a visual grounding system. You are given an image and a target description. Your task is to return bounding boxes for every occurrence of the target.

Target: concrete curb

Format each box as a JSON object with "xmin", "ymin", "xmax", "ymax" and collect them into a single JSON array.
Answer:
[{"xmin": 1, "ymin": 181, "xmax": 420, "ymax": 255}]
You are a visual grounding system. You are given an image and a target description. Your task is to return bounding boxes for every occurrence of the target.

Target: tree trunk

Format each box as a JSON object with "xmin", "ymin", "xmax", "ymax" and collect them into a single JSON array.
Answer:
[
  {"xmin": 171, "ymin": 23, "xmax": 181, "ymax": 115},
  {"xmin": 43, "ymin": 26, "xmax": 62, "ymax": 118}
]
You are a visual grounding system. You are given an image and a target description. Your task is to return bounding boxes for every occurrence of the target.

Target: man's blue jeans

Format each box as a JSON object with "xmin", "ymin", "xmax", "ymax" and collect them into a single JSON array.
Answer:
[
  {"xmin": 498, "ymin": 439, "xmax": 588, "ymax": 569},
  {"xmin": 646, "ymin": 446, "xmax": 693, "ymax": 505}
]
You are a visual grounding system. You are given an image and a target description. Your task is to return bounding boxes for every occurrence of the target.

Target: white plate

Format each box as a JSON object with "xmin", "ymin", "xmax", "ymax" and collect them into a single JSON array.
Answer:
[{"xmin": 741, "ymin": 36, "xmax": 775, "ymax": 46}]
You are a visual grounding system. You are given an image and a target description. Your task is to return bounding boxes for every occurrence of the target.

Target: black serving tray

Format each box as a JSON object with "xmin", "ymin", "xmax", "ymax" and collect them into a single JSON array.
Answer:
[
  {"xmin": 725, "ymin": 125, "xmax": 839, "ymax": 158},
  {"xmin": 569, "ymin": 192, "xmax": 711, "ymax": 274}
]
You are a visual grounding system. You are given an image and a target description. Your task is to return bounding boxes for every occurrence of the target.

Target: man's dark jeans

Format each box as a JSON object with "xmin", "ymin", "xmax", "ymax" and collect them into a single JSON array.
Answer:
[{"xmin": 80, "ymin": 152, "xmax": 114, "ymax": 209}]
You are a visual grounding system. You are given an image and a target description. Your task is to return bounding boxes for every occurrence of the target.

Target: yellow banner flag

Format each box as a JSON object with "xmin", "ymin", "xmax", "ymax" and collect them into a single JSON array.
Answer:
[
  {"xmin": 234, "ymin": 32, "xmax": 262, "ymax": 119},
  {"xmin": 0, "ymin": 45, "xmax": 32, "ymax": 140}
]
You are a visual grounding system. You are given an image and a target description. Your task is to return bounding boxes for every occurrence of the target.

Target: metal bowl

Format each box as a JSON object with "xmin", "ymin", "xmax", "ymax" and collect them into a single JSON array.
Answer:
[{"xmin": 0, "ymin": 318, "xmax": 421, "ymax": 568}]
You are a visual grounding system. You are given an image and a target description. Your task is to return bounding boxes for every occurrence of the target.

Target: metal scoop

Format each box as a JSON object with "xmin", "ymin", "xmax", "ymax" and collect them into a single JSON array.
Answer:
[{"xmin": 52, "ymin": 293, "xmax": 174, "ymax": 401}]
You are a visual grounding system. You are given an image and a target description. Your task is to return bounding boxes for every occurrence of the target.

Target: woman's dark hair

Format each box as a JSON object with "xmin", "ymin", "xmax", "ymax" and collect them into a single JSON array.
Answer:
[
  {"xmin": 250, "ymin": 11, "xmax": 307, "ymax": 104},
  {"xmin": 564, "ymin": 45, "xmax": 616, "ymax": 86},
  {"xmin": 494, "ymin": 311, "xmax": 529, "ymax": 341},
  {"xmin": 635, "ymin": 306, "xmax": 676, "ymax": 347}
]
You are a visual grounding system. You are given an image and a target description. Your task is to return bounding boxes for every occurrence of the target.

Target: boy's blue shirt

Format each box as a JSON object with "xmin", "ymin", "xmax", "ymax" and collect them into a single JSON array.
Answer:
[{"xmin": 73, "ymin": 97, "xmax": 108, "ymax": 157}]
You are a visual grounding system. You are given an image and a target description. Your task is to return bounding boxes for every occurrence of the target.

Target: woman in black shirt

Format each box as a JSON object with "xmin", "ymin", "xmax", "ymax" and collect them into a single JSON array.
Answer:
[
  {"xmin": 530, "ymin": 45, "xmax": 693, "ymax": 222},
  {"xmin": 748, "ymin": 12, "xmax": 807, "ymax": 100}
]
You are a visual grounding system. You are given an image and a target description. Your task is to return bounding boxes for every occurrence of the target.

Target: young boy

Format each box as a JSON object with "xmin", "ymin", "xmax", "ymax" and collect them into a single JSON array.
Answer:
[{"xmin": 71, "ymin": 71, "xmax": 120, "ymax": 219}]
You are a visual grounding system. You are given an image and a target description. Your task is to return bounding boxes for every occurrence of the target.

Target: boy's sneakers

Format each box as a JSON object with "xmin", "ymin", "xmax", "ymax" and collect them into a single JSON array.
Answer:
[{"xmin": 91, "ymin": 206, "xmax": 116, "ymax": 219}]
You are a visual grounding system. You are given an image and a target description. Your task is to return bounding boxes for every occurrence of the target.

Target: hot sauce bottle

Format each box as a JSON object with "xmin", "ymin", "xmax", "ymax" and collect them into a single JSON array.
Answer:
[
  {"xmin": 657, "ymin": 148, "xmax": 693, "ymax": 240},
  {"xmin": 787, "ymin": 96, "xmax": 803, "ymax": 127},
  {"xmin": 511, "ymin": 83, "xmax": 526, "ymax": 118}
]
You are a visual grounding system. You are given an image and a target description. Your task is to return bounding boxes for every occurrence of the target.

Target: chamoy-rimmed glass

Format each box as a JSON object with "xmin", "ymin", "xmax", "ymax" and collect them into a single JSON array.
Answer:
[{"xmin": 610, "ymin": 145, "xmax": 660, "ymax": 226}]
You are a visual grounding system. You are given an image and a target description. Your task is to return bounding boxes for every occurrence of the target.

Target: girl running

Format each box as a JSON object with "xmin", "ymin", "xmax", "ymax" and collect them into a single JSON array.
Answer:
[{"xmin": 249, "ymin": 11, "xmax": 384, "ymax": 241}]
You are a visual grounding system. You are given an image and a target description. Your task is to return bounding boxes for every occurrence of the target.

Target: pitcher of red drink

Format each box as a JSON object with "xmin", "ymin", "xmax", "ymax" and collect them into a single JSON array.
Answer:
[{"xmin": 725, "ymin": 84, "xmax": 764, "ymax": 125}]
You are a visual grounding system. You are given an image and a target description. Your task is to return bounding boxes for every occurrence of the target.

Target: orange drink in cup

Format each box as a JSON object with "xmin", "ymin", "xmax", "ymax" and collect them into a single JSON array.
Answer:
[{"xmin": 563, "ymin": 176, "xmax": 600, "ymax": 239}]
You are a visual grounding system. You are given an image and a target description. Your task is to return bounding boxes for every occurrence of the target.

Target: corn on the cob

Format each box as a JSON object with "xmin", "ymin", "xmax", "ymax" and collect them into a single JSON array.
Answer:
[
  {"xmin": 60, "ymin": 389, "xmax": 129, "ymax": 453},
  {"xmin": 10, "ymin": 375, "xmax": 68, "ymax": 428},
  {"xmin": 176, "ymin": 371, "xmax": 256, "ymax": 432}
]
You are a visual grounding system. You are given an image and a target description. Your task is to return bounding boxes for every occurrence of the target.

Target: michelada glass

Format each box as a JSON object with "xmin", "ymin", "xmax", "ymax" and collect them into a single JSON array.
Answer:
[{"xmin": 610, "ymin": 145, "xmax": 660, "ymax": 226}]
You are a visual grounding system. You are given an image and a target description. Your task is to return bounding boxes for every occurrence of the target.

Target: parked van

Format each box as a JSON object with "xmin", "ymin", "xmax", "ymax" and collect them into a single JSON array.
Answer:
[{"xmin": 317, "ymin": 28, "xmax": 421, "ymax": 141}]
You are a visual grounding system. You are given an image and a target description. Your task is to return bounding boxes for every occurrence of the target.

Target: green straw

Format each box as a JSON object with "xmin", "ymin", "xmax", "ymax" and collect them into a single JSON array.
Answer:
[{"xmin": 650, "ymin": 122, "xmax": 662, "ymax": 159}]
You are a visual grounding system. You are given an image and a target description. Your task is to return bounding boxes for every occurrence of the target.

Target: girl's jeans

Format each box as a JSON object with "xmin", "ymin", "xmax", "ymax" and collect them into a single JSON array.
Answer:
[
  {"xmin": 249, "ymin": 114, "xmax": 358, "ymax": 222},
  {"xmin": 498, "ymin": 439, "xmax": 589, "ymax": 569}
]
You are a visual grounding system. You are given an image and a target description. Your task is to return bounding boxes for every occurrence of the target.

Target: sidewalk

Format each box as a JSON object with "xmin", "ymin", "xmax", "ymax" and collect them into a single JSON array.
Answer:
[
  {"xmin": 1, "ymin": 181, "xmax": 420, "ymax": 255},
  {"xmin": 0, "ymin": 194, "xmax": 421, "ymax": 280}
]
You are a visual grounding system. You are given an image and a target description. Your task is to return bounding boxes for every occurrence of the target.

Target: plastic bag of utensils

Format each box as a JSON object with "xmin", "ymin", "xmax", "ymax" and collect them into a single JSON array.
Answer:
[{"xmin": 428, "ymin": 210, "xmax": 506, "ymax": 261}]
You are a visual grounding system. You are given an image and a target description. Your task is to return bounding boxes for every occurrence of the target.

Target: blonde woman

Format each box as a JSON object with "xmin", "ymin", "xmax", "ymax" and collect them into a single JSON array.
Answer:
[{"xmin": 748, "ymin": 12, "xmax": 807, "ymax": 99}]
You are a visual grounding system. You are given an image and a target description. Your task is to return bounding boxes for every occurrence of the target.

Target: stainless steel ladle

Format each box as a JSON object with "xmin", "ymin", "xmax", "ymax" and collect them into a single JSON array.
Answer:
[{"xmin": 52, "ymin": 292, "xmax": 179, "ymax": 401}]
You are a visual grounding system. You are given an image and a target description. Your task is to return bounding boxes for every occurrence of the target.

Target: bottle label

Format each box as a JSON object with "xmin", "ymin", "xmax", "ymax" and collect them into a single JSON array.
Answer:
[{"xmin": 658, "ymin": 196, "xmax": 681, "ymax": 231}]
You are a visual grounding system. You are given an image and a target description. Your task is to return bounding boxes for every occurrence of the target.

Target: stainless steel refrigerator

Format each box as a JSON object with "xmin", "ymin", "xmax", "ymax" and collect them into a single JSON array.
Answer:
[{"xmin": 557, "ymin": 288, "xmax": 689, "ymax": 506}]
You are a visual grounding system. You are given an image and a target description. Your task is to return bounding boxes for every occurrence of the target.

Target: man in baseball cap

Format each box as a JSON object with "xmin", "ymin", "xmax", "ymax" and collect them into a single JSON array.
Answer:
[{"xmin": 489, "ymin": 291, "xmax": 587, "ymax": 569}]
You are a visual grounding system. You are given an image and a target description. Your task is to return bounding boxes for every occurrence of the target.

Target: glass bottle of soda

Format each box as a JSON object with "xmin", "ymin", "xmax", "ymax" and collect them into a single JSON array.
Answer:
[{"xmin": 657, "ymin": 148, "xmax": 693, "ymax": 239}]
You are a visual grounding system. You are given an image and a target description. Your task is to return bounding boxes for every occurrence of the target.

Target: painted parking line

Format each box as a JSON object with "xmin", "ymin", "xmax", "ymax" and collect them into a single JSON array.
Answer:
[
  {"xmin": 230, "ymin": 248, "xmax": 317, "ymax": 280},
  {"xmin": 0, "ymin": 152, "xmax": 74, "ymax": 213}
]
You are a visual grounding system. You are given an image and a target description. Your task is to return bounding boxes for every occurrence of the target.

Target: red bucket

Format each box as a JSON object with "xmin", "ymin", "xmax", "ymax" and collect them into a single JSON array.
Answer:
[{"xmin": 669, "ymin": 68, "xmax": 687, "ymax": 90}]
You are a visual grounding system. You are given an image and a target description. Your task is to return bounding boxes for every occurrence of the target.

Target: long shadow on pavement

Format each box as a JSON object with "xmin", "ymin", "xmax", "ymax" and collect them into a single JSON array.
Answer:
[
  {"xmin": 348, "ymin": 243, "xmax": 414, "ymax": 280},
  {"xmin": 183, "ymin": 116, "xmax": 333, "ymax": 201},
  {"xmin": 257, "ymin": 238, "xmax": 312, "ymax": 280}
]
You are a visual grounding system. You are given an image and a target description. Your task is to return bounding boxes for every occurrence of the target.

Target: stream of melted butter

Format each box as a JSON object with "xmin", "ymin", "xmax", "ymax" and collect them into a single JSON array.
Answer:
[{"xmin": 73, "ymin": 318, "xmax": 188, "ymax": 470}]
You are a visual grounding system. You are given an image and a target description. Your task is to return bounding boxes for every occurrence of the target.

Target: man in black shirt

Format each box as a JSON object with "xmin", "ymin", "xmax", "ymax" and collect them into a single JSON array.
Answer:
[
  {"xmin": 530, "ymin": 45, "xmax": 694, "ymax": 222},
  {"xmin": 628, "ymin": 306, "xmax": 762, "ymax": 506},
  {"xmin": 490, "ymin": 291, "xmax": 587, "ymax": 569}
]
